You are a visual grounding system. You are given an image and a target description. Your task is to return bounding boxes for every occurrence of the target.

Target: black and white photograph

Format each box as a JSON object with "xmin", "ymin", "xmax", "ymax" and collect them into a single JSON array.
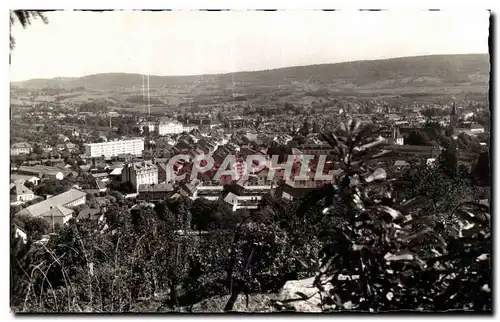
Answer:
[{"xmin": 9, "ymin": 9, "xmax": 491, "ymax": 313}]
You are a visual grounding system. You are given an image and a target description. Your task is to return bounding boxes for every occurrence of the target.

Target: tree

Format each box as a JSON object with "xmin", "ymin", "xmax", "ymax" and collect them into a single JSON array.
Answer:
[
  {"xmin": 473, "ymin": 151, "xmax": 490, "ymax": 186},
  {"xmin": 439, "ymin": 140, "xmax": 458, "ymax": 178},
  {"xmin": 191, "ymin": 198, "xmax": 219, "ymax": 231},
  {"xmin": 24, "ymin": 181, "xmax": 35, "ymax": 190},
  {"xmin": 278, "ymin": 118, "xmax": 491, "ymax": 312},
  {"xmin": 12, "ymin": 154, "xmax": 27, "ymax": 166},
  {"xmin": 421, "ymin": 107, "xmax": 438, "ymax": 119},
  {"xmin": 10, "ymin": 11, "xmax": 48, "ymax": 59},
  {"xmin": 117, "ymin": 123, "xmax": 129, "ymax": 136},
  {"xmin": 406, "ymin": 130, "xmax": 430, "ymax": 146},
  {"xmin": 32, "ymin": 144, "xmax": 43, "ymax": 155},
  {"xmin": 17, "ymin": 214, "xmax": 49, "ymax": 241}
]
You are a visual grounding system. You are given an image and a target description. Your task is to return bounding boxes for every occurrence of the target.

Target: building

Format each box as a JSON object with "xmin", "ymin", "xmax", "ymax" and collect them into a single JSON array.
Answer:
[
  {"xmin": 273, "ymin": 182, "xmax": 320, "ymax": 201},
  {"xmin": 95, "ymin": 178, "xmax": 107, "ymax": 193},
  {"xmin": 137, "ymin": 183, "xmax": 174, "ymax": 201},
  {"xmin": 298, "ymin": 143, "xmax": 335, "ymax": 156},
  {"xmin": 122, "ymin": 161, "xmax": 158, "ymax": 191},
  {"xmin": 84, "ymin": 138, "xmax": 144, "ymax": 158},
  {"xmin": 394, "ymin": 160, "xmax": 410, "ymax": 172},
  {"xmin": 16, "ymin": 189, "xmax": 87, "ymax": 228},
  {"xmin": 221, "ymin": 192, "xmax": 260, "ymax": 211},
  {"xmin": 382, "ymin": 144, "xmax": 442, "ymax": 159},
  {"xmin": 11, "ymin": 174, "xmax": 40, "ymax": 186},
  {"xmin": 139, "ymin": 121, "xmax": 157, "ymax": 134},
  {"xmin": 17, "ymin": 165, "xmax": 67, "ymax": 180},
  {"xmin": 157, "ymin": 162, "xmax": 176, "ymax": 183},
  {"xmin": 159, "ymin": 119, "xmax": 185, "ymax": 135},
  {"xmin": 11, "ymin": 182, "xmax": 35, "ymax": 203},
  {"xmin": 77, "ymin": 208, "xmax": 104, "ymax": 222},
  {"xmin": 183, "ymin": 124, "xmax": 199, "ymax": 132},
  {"xmin": 11, "ymin": 142, "xmax": 32, "ymax": 156},
  {"xmin": 380, "ymin": 127, "xmax": 404, "ymax": 145},
  {"xmin": 12, "ymin": 217, "xmax": 28, "ymax": 243}
]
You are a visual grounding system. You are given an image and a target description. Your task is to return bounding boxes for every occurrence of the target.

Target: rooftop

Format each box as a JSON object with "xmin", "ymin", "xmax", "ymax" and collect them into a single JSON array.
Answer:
[
  {"xmin": 15, "ymin": 182, "xmax": 34, "ymax": 196},
  {"xmin": 138, "ymin": 183, "xmax": 174, "ymax": 193},
  {"xmin": 18, "ymin": 165, "xmax": 69, "ymax": 175},
  {"xmin": 11, "ymin": 142, "xmax": 32, "ymax": 149},
  {"xmin": 18, "ymin": 189, "xmax": 87, "ymax": 217},
  {"xmin": 41, "ymin": 204, "xmax": 73, "ymax": 218},
  {"xmin": 11, "ymin": 174, "xmax": 39, "ymax": 182}
]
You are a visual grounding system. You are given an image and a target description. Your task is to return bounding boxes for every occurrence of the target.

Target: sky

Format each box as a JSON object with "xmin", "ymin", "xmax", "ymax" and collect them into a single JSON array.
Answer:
[{"xmin": 9, "ymin": 10, "xmax": 490, "ymax": 81}]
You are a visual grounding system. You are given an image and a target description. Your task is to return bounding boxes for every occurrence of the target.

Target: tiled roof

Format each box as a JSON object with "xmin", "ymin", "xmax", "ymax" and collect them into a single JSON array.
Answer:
[
  {"xmin": 41, "ymin": 205, "xmax": 73, "ymax": 218},
  {"xmin": 109, "ymin": 167, "xmax": 123, "ymax": 175},
  {"xmin": 11, "ymin": 142, "xmax": 32, "ymax": 149},
  {"xmin": 15, "ymin": 182, "xmax": 33, "ymax": 196},
  {"xmin": 19, "ymin": 189, "xmax": 86, "ymax": 217},
  {"xmin": 138, "ymin": 183, "xmax": 174, "ymax": 193},
  {"xmin": 18, "ymin": 165, "xmax": 69, "ymax": 176},
  {"xmin": 130, "ymin": 161, "xmax": 157, "ymax": 171},
  {"xmin": 95, "ymin": 179, "xmax": 107, "ymax": 190}
]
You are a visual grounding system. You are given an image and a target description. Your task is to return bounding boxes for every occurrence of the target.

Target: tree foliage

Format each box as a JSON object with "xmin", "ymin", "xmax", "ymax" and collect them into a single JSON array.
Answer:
[
  {"xmin": 10, "ymin": 117, "xmax": 490, "ymax": 313},
  {"xmin": 280, "ymin": 119, "xmax": 492, "ymax": 312}
]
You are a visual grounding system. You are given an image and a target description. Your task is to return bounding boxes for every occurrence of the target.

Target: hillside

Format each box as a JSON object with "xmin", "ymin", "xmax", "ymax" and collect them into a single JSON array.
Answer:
[{"xmin": 11, "ymin": 54, "xmax": 490, "ymax": 92}]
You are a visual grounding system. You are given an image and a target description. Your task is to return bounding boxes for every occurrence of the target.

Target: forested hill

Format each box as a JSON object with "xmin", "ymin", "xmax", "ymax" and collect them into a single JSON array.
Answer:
[{"xmin": 12, "ymin": 54, "xmax": 489, "ymax": 91}]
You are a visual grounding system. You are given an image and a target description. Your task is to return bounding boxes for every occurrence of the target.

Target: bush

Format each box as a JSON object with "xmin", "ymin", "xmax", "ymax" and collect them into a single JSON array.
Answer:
[{"xmin": 282, "ymin": 119, "xmax": 492, "ymax": 312}]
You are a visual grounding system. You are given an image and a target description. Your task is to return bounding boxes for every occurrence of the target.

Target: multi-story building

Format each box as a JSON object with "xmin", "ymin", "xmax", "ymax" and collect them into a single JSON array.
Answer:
[
  {"xmin": 84, "ymin": 138, "xmax": 144, "ymax": 158},
  {"xmin": 11, "ymin": 142, "xmax": 32, "ymax": 156},
  {"xmin": 122, "ymin": 161, "xmax": 158, "ymax": 191},
  {"xmin": 159, "ymin": 119, "xmax": 185, "ymax": 135}
]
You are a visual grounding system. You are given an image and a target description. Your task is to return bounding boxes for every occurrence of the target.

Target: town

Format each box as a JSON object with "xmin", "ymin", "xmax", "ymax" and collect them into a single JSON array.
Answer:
[
  {"xmin": 9, "ymin": 9, "xmax": 491, "ymax": 314},
  {"xmin": 10, "ymin": 89, "xmax": 490, "ymax": 233}
]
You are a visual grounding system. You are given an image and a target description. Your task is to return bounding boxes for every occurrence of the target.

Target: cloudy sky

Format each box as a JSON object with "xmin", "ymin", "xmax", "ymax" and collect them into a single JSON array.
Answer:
[{"xmin": 9, "ymin": 10, "xmax": 490, "ymax": 81}]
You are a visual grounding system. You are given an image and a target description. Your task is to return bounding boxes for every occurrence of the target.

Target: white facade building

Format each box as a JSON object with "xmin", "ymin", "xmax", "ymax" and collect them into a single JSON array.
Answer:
[
  {"xmin": 84, "ymin": 139, "xmax": 144, "ymax": 158},
  {"xmin": 11, "ymin": 143, "xmax": 32, "ymax": 156},
  {"xmin": 122, "ymin": 161, "xmax": 159, "ymax": 191},
  {"xmin": 159, "ymin": 120, "xmax": 185, "ymax": 135}
]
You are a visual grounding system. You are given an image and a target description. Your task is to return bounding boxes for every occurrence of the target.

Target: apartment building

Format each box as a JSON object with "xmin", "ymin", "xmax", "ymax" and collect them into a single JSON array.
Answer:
[
  {"xmin": 122, "ymin": 161, "xmax": 158, "ymax": 191},
  {"xmin": 11, "ymin": 142, "xmax": 32, "ymax": 156},
  {"xmin": 84, "ymin": 138, "xmax": 144, "ymax": 158},
  {"xmin": 159, "ymin": 120, "xmax": 185, "ymax": 135}
]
